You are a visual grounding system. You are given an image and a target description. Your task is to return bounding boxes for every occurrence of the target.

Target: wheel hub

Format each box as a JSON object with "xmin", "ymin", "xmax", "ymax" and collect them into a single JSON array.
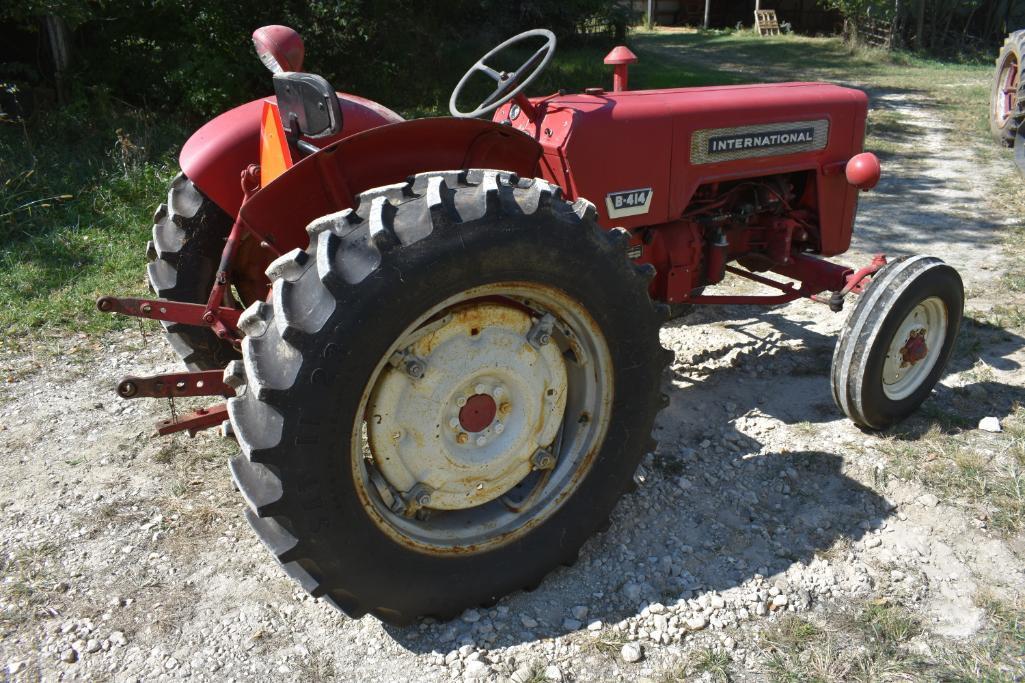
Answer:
[
  {"xmin": 882, "ymin": 297, "xmax": 947, "ymax": 401},
  {"xmin": 899, "ymin": 331, "xmax": 928, "ymax": 366},
  {"xmin": 367, "ymin": 303, "xmax": 568, "ymax": 511},
  {"xmin": 459, "ymin": 393, "xmax": 497, "ymax": 433}
]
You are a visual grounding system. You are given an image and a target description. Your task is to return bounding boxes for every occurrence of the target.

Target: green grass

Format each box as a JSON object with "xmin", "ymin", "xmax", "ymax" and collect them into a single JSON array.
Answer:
[{"xmin": 0, "ymin": 99, "xmax": 185, "ymax": 347}]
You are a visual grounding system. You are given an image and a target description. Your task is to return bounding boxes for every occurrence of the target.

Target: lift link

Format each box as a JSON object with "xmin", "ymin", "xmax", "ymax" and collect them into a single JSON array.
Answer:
[
  {"xmin": 96, "ymin": 296, "xmax": 242, "ymax": 340},
  {"xmin": 117, "ymin": 370, "xmax": 235, "ymax": 400},
  {"xmin": 156, "ymin": 403, "xmax": 230, "ymax": 437}
]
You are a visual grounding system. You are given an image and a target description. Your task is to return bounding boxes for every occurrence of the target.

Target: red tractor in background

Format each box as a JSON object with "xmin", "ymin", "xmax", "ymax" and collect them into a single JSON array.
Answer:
[
  {"xmin": 990, "ymin": 29, "xmax": 1025, "ymax": 176},
  {"xmin": 99, "ymin": 27, "xmax": 964, "ymax": 624}
]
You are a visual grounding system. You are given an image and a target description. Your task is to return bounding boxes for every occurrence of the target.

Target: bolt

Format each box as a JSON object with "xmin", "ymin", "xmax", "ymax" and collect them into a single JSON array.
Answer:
[
  {"xmin": 493, "ymin": 386, "xmax": 505, "ymax": 399},
  {"xmin": 457, "ymin": 432, "xmax": 469, "ymax": 444},
  {"xmin": 416, "ymin": 491, "xmax": 431, "ymax": 507},
  {"xmin": 499, "ymin": 401, "xmax": 512, "ymax": 416},
  {"xmin": 494, "ymin": 422, "xmax": 504, "ymax": 434},
  {"xmin": 476, "ymin": 435, "xmax": 487, "ymax": 446},
  {"xmin": 391, "ymin": 430, "xmax": 403, "ymax": 442},
  {"xmin": 141, "ymin": 304, "xmax": 153, "ymax": 314},
  {"xmin": 405, "ymin": 359, "xmax": 425, "ymax": 379},
  {"xmin": 538, "ymin": 332, "xmax": 551, "ymax": 345},
  {"xmin": 531, "ymin": 450, "xmax": 555, "ymax": 471},
  {"xmin": 456, "ymin": 396, "xmax": 467, "ymax": 407},
  {"xmin": 117, "ymin": 381, "xmax": 138, "ymax": 398},
  {"xmin": 203, "ymin": 312, "xmax": 215, "ymax": 323},
  {"xmin": 475, "ymin": 383, "xmax": 487, "ymax": 394}
]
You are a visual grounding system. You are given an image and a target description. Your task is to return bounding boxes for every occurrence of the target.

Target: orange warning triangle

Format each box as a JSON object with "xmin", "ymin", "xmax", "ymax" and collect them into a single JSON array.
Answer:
[{"xmin": 259, "ymin": 101, "xmax": 292, "ymax": 187}]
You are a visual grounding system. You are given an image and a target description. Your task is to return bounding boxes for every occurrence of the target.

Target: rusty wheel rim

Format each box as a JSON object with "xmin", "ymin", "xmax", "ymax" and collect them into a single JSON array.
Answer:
[
  {"xmin": 996, "ymin": 52, "xmax": 1020, "ymax": 125},
  {"xmin": 882, "ymin": 296, "xmax": 947, "ymax": 401},
  {"xmin": 352, "ymin": 282, "xmax": 613, "ymax": 554}
]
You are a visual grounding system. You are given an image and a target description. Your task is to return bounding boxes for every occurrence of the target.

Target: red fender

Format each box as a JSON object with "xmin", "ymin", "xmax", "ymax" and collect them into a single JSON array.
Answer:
[
  {"xmin": 239, "ymin": 118, "xmax": 543, "ymax": 256},
  {"xmin": 180, "ymin": 93, "xmax": 404, "ymax": 216}
]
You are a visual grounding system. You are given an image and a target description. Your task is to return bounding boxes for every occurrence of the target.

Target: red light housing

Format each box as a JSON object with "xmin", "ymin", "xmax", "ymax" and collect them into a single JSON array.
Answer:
[
  {"xmin": 845, "ymin": 152, "xmax": 881, "ymax": 191},
  {"xmin": 252, "ymin": 25, "xmax": 304, "ymax": 73}
]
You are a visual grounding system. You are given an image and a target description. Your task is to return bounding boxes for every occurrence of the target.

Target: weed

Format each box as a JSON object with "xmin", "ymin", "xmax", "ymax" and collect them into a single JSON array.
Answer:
[
  {"xmin": 0, "ymin": 541, "xmax": 62, "ymax": 635},
  {"xmin": 767, "ymin": 614, "xmax": 822, "ymax": 650},
  {"xmin": 691, "ymin": 647, "xmax": 733, "ymax": 682},
  {"xmin": 590, "ymin": 629, "xmax": 631, "ymax": 659},
  {"xmin": 855, "ymin": 601, "xmax": 920, "ymax": 649}
]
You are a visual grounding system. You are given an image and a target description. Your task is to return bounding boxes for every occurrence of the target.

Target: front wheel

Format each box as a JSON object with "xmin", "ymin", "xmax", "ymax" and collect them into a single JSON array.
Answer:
[
  {"xmin": 831, "ymin": 256, "xmax": 963, "ymax": 430},
  {"xmin": 225, "ymin": 170, "xmax": 671, "ymax": 623}
]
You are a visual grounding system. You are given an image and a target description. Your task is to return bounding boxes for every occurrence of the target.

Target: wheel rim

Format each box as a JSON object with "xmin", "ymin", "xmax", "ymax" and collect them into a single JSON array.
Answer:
[
  {"xmin": 882, "ymin": 296, "xmax": 947, "ymax": 401},
  {"xmin": 996, "ymin": 52, "xmax": 1019, "ymax": 125},
  {"xmin": 352, "ymin": 282, "xmax": 613, "ymax": 554}
]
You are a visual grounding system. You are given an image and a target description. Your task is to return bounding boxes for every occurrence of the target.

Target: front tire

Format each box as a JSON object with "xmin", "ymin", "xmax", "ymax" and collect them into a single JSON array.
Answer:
[
  {"xmin": 226, "ymin": 170, "xmax": 671, "ymax": 623},
  {"xmin": 831, "ymin": 256, "xmax": 963, "ymax": 430}
]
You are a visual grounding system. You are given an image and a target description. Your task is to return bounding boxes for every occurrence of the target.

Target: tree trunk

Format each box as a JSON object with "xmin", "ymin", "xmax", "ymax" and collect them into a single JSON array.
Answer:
[
  {"xmin": 44, "ymin": 15, "xmax": 71, "ymax": 105},
  {"xmin": 646, "ymin": 0, "xmax": 653, "ymax": 29},
  {"xmin": 704, "ymin": 0, "xmax": 710, "ymax": 29},
  {"xmin": 914, "ymin": 0, "xmax": 925, "ymax": 50}
]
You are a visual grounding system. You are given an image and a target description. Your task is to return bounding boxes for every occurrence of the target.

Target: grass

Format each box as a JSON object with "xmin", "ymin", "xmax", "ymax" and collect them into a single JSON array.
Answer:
[
  {"xmin": 0, "ymin": 541, "xmax": 62, "ymax": 636},
  {"xmin": 877, "ymin": 407, "xmax": 1025, "ymax": 533},
  {"xmin": 659, "ymin": 645, "xmax": 734, "ymax": 682},
  {"xmin": 756, "ymin": 596, "xmax": 1025, "ymax": 681},
  {"xmin": 0, "ymin": 99, "xmax": 184, "ymax": 347}
]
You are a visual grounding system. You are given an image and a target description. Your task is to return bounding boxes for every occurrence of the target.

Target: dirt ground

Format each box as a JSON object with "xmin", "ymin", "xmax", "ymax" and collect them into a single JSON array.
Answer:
[{"xmin": 3, "ymin": 36, "xmax": 1025, "ymax": 683}]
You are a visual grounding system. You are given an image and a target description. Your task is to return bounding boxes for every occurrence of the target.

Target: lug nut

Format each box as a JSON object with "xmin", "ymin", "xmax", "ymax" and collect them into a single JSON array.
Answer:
[
  {"xmin": 457, "ymin": 432, "xmax": 469, "ymax": 444},
  {"xmin": 417, "ymin": 492, "xmax": 431, "ymax": 507},
  {"xmin": 475, "ymin": 383, "xmax": 487, "ymax": 394},
  {"xmin": 405, "ymin": 359, "xmax": 425, "ymax": 379},
  {"xmin": 456, "ymin": 396, "xmax": 467, "ymax": 407},
  {"xmin": 493, "ymin": 386, "xmax": 505, "ymax": 399},
  {"xmin": 499, "ymin": 401, "xmax": 512, "ymax": 416},
  {"xmin": 494, "ymin": 422, "xmax": 504, "ymax": 434},
  {"xmin": 531, "ymin": 450, "xmax": 555, "ymax": 470},
  {"xmin": 449, "ymin": 417, "xmax": 460, "ymax": 429},
  {"xmin": 476, "ymin": 435, "xmax": 487, "ymax": 446}
]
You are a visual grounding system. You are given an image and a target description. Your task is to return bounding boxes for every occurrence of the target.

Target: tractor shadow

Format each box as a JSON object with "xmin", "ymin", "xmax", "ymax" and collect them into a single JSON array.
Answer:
[
  {"xmin": 386, "ymin": 449, "xmax": 883, "ymax": 653},
  {"xmin": 384, "ymin": 309, "xmax": 1025, "ymax": 652}
]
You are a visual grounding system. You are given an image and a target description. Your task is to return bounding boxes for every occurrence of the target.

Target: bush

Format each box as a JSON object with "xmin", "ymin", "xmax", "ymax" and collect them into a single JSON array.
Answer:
[{"xmin": 1, "ymin": 0, "xmax": 623, "ymax": 121}]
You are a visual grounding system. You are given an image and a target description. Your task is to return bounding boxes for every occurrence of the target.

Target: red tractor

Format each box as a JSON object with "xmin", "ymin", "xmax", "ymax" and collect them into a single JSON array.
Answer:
[
  {"xmin": 100, "ymin": 27, "xmax": 964, "ymax": 623},
  {"xmin": 990, "ymin": 29, "xmax": 1025, "ymax": 175}
]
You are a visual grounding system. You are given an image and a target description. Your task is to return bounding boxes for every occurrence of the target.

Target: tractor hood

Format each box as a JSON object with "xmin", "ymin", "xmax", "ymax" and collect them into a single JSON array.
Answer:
[{"xmin": 495, "ymin": 81, "xmax": 869, "ymax": 240}]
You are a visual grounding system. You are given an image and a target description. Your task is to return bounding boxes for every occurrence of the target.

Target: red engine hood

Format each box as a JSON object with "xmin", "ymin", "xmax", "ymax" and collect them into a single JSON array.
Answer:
[{"xmin": 496, "ymin": 82, "xmax": 868, "ymax": 234}]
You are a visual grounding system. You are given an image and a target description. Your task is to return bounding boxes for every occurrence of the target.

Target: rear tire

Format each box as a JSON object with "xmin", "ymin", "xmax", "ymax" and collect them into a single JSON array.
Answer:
[
  {"xmin": 226, "ymin": 170, "xmax": 671, "ymax": 624},
  {"xmin": 990, "ymin": 31, "xmax": 1024, "ymax": 147},
  {"xmin": 147, "ymin": 174, "xmax": 240, "ymax": 370},
  {"xmin": 831, "ymin": 256, "xmax": 963, "ymax": 430}
]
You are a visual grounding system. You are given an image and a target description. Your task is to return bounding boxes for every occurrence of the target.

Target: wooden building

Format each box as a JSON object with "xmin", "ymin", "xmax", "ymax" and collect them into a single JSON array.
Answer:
[{"xmin": 624, "ymin": 0, "xmax": 841, "ymax": 35}]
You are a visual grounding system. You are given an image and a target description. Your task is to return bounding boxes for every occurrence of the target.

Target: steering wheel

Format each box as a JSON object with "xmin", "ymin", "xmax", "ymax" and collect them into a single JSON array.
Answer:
[{"xmin": 449, "ymin": 29, "xmax": 557, "ymax": 119}]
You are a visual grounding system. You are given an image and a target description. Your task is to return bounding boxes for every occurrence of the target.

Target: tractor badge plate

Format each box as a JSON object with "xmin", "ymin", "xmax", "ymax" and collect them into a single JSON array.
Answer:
[
  {"xmin": 691, "ymin": 119, "xmax": 829, "ymax": 164},
  {"xmin": 606, "ymin": 188, "xmax": 653, "ymax": 219}
]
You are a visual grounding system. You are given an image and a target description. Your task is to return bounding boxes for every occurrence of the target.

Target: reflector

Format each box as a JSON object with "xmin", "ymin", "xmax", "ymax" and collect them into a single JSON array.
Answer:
[{"xmin": 259, "ymin": 101, "xmax": 292, "ymax": 187}]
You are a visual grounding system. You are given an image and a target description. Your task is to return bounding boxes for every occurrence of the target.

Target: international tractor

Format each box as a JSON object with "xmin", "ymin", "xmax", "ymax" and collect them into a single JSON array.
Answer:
[
  {"xmin": 99, "ymin": 27, "xmax": 965, "ymax": 624},
  {"xmin": 991, "ymin": 29, "xmax": 1025, "ymax": 176}
]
